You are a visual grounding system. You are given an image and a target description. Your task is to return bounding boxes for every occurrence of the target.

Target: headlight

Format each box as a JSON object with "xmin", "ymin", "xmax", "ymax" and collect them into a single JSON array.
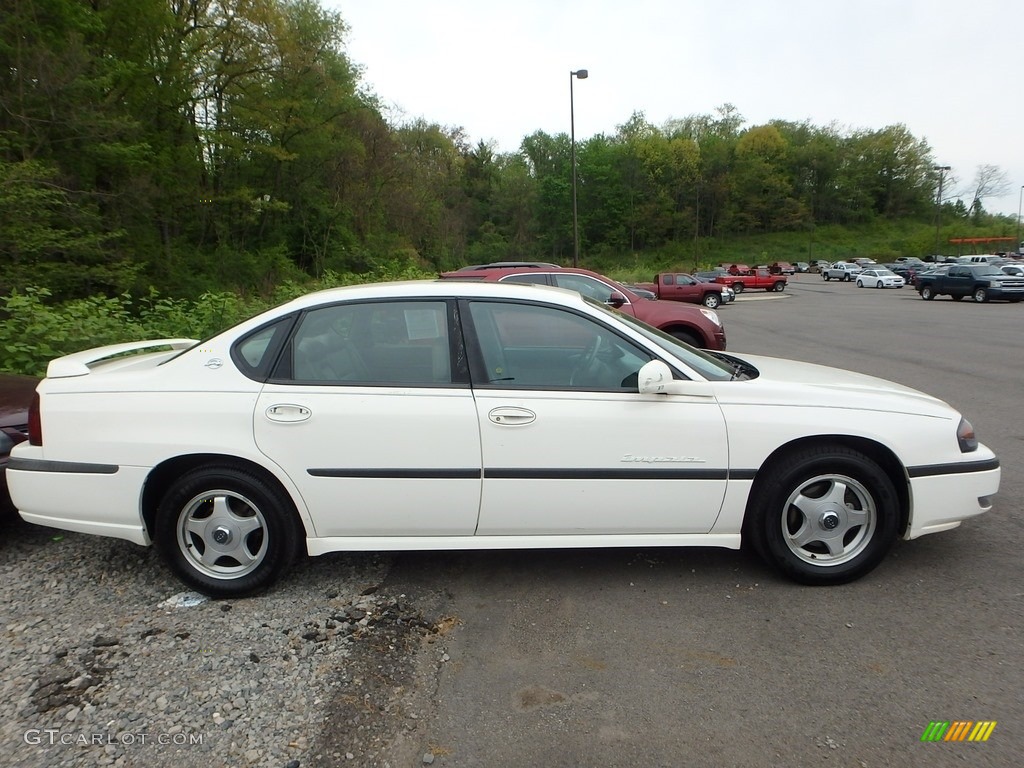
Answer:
[
  {"xmin": 957, "ymin": 417, "xmax": 978, "ymax": 453},
  {"xmin": 700, "ymin": 308, "xmax": 721, "ymax": 326},
  {"xmin": 988, "ymin": 280, "xmax": 1002, "ymax": 287}
]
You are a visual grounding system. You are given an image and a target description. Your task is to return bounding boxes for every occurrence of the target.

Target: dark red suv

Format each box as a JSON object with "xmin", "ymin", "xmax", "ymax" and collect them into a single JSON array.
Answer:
[{"xmin": 439, "ymin": 263, "xmax": 726, "ymax": 350}]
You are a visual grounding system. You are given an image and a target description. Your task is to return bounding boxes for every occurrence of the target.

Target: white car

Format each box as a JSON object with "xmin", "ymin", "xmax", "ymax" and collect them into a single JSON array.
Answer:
[
  {"xmin": 856, "ymin": 268, "xmax": 905, "ymax": 289},
  {"xmin": 9, "ymin": 281, "xmax": 1000, "ymax": 597}
]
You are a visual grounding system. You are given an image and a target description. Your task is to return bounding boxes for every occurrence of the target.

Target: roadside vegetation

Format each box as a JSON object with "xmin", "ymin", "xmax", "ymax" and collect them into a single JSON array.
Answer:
[{"xmin": 1, "ymin": 0, "xmax": 1017, "ymax": 375}]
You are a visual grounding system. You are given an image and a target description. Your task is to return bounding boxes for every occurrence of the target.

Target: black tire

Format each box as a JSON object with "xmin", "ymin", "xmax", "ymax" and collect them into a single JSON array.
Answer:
[
  {"xmin": 876, "ymin": 281, "xmax": 884, "ymax": 289},
  {"xmin": 667, "ymin": 329, "xmax": 700, "ymax": 347},
  {"xmin": 155, "ymin": 466, "xmax": 302, "ymax": 598},
  {"xmin": 843, "ymin": 273, "xmax": 851, "ymax": 282},
  {"xmin": 702, "ymin": 292, "xmax": 721, "ymax": 309},
  {"xmin": 972, "ymin": 287, "xmax": 988, "ymax": 303},
  {"xmin": 732, "ymin": 282, "xmax": 744, "ymax": 294},
  {"xmin": 824, "ymin": 273, "xmax": 831, "ymax": 281},
  {"xmin": 920, "ymin": 285, "xmax": 934, "ymax": 300},
  {"xmin": 745, "ymin": 445, "xmax": 898, "ymax": 585},
  {"xmin": 772, "ymin": 281, "xmax": 785, "ymax": 292},
  {"xmin": 856, "ymin": 280, "xmax": 864, "ymax": 288}
]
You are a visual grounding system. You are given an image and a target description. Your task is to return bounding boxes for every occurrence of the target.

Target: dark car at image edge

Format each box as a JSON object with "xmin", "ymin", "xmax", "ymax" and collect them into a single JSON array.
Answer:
[{"xmin": 1, "ymin": 374, "xmax": 39, "ymax": 517}]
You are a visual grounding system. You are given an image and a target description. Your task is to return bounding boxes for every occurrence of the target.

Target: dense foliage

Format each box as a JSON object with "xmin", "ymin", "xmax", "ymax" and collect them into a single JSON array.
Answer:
[{"xmin": 0, "ymin": 0, "xmax": 1018, "ymax": 374}]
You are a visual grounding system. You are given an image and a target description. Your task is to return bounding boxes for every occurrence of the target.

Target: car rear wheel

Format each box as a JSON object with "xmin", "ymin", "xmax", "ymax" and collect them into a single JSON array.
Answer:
[
  {"xmin": 746, "ymin": 445, "xmax": 898, "ymax": 585},
  {"xmin": 920, "ymin": 286, "xmax": 935, "ymax": 300},
  {"xmin": 702, "ymin": 293, "xmax": 721, "ymax": 309},
  {"xmin": 155, "ymin": 466, "xmax": 302, "ymax": 598},
  {"xmin": 731, "ymin": 282, "xmax": 744, "ymax": 294},
  {"xmin": 843, "ymin": 273, "xmax": 851, "ymax": 282},
  {"xmin": 973, "ymin": 287, "xmax": 988, "ymax": 303}
]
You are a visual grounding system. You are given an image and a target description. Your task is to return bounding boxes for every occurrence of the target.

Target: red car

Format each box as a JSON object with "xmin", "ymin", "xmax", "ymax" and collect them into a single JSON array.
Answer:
[
  {"xmin": 439, "ymin": 263, "xmax": 726, "ymax": 350},
  {"xmin": 1, "ymin": 374, "xmax": 38, "ymax": 517}
]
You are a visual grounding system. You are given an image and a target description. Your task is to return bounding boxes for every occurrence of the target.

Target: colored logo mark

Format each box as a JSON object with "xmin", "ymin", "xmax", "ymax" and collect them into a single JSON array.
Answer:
[{"xmin": 921, "ymin": 721, "xmax": 996, "ymax": 742}]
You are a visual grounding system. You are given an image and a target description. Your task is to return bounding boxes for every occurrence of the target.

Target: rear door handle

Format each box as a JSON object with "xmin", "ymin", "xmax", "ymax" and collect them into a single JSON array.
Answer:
[{"xmin": 266, "ymin": 404, "xmax": 312, "ymax": 423}]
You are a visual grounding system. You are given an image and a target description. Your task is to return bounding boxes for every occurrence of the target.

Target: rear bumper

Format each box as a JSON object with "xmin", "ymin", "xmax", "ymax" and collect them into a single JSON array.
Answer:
[{"xmin": 7, "ymin": 455, "xmax": 151, "ymax": 545}]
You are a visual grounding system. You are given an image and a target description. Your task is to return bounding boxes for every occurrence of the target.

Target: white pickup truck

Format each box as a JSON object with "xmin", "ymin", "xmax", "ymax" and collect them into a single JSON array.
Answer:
[{"xmin": 821, "ymin": 261, "xmax": 863, "ymax": 281}]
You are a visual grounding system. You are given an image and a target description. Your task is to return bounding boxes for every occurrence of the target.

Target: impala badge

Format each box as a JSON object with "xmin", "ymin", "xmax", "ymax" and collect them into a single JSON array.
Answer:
[
  {"xmin": 204, "ymin": 358, "xmax": 224, "ymax": 369},
  {"xmin": 621, "ymin": 454, "xmax": 706, "ymax": 464}
]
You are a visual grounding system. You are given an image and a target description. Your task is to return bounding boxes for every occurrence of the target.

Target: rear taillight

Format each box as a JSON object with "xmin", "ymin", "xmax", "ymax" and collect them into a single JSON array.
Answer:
[{"xmin": 28, "ymin": 391, "xmax": 42, "ymax": 446}]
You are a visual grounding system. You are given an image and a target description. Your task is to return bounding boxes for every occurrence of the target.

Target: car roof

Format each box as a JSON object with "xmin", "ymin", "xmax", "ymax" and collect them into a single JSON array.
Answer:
[{"xmin": 279, "ymin": 278, "xmax": 586, "ymax": 313}]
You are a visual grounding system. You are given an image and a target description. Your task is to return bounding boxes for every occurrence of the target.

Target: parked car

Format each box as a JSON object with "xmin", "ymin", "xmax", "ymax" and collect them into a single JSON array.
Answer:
[
  {"xmin": 715, "ymin": 267, "xmax": 787, "ymax": 294},
  {"xmin": 1000, "ymin": 264, "xmax": 1024, "ymax": 277},
  {"xmin": 622, "ymin": 284, "xmax": 657, "ymax": 300},
  {"xmin": 633, "ymin": 273, "xmax": 727, "ymax": 309},
  {"xmin": 1, "ymin": 374, "xmax": 38, "ymax": 518},
  {"xmin": 440, "ymin": 263, "xmax": 726, "ymax": 350},
  {"xmin": 822, "ymin": 262, "xmax": 863, "ymax": 281},
  {"xmin": 9, "ymin": 280, "xmax": 1000, "ymax": 596},
  {"xmin": 853, "ymin": 258, "xmax": 878, "ymax": 267},
  {"xmin": 693, "ymin": 275, "xmax": 735, "ymax": 303},
  {"xmin": 768, "ymin": 262, "xmax": 796, "ymax": 275},
  {"xmin": 856, "ymin": 268, "xmax": 905, "ymax": 289},
  {"xmin": 916, "ymin": 264, "xmax": 1024, "ymax": 303},
  {"xmin": 793, "ymin": 262, "xmax": 811, "ymax": 273}
]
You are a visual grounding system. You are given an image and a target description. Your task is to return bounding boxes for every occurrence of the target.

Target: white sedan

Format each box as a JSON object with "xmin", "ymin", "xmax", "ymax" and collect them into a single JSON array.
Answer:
[
  {"xmin": 856, "ymin": 268, "xmax": 905, "ymax": 289},
  {"xmin": 9, "ymin": 281, "xmax": 1000, "ymax": 596}
]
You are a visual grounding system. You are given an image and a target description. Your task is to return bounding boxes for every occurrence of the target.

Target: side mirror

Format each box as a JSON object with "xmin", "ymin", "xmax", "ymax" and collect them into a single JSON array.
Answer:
[
  {"xmin": 638, "ymin": 360, "xmax": 673, "ymax": 394},
  {"xmin": 607, "ymin": 291, "xmax": 626, "ymax": 308}
]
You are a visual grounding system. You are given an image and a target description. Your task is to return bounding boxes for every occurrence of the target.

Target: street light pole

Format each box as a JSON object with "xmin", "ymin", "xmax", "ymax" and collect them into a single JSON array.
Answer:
[
  {"xmin": 1017, "ymin": 185, "xmax": 1023, "ymax": 255},
  {"xmin": 570, "ymin": 69, "xmax": 588, "ymax": 268},
  {"xmin": 933, "ymin": 165, "xmax": 950, "ymax": 260}
]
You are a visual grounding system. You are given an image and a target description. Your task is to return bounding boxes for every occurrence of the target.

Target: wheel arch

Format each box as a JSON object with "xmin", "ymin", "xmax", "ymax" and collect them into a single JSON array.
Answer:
[
  {"xmin": 142, "ymin": 454, "xmax": 310, "ymax": 542},
  {"xmin": 743, "ymin": 434, "xmax": 910, "ymax": 536}
]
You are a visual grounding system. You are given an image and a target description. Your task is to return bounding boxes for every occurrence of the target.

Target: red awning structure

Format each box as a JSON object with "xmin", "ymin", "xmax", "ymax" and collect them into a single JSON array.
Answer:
[{"xmin": 948, "ymin": 237, "xmax": 1016, "ymax": 244}]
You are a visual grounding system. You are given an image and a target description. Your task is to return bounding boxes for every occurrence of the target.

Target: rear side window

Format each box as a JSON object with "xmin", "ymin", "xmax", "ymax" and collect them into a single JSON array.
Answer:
[{"xmin": 232, "ymin": 317, "xmax": 295, "ymax": 381}]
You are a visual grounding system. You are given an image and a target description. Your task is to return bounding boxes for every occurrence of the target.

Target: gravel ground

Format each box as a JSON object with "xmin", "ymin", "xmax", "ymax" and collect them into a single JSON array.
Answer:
[{"xmin": 1, "ymin": 516, "xmax": 452, "ymax": 768}]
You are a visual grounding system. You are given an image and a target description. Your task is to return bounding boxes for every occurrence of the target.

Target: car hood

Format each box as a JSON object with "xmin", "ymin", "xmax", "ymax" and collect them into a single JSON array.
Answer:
[
  {"xmin": 0, "ymin": 374, "xmax": 38, "ymax": 426},
  {"xmin": 721, "ymin": 353, "xmax": 951, "ymax": 416}
]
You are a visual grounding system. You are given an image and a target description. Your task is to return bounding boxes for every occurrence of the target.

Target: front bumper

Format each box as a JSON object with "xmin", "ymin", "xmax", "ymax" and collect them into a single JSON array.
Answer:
[{"xmin": 905, "ymin": 455, "xmax": 1000, "ymax": 539}]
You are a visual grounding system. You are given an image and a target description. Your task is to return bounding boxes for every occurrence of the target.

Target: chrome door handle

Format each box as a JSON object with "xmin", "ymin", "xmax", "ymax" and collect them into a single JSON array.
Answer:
[
  {"xmin": 266, "ymin": 404, "xmax": 312, "ymax": 423},
  {"xmin": 488, "ymin": 407, "xmax": 536, "ymax": 426}
]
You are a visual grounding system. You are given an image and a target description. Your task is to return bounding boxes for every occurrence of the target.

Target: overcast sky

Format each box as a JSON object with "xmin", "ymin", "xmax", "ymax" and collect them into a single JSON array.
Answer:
[{"xmin": 326, "ymin": 0, "xmax": 1023, "ymax": 218}]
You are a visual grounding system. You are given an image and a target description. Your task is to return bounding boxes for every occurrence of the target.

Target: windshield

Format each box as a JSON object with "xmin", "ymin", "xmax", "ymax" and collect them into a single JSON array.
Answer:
[{"xmin": 583, "ymin": 297, "xmax": 737, "ymax": 381}]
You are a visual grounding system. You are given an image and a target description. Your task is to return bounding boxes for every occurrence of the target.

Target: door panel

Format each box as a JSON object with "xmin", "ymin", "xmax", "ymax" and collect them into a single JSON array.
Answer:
[
  {"xmin": 253, "ymin": 300, "xmax": 482, "ymax": 537},
  {"xmin": 463, "ymin": 300, "xmax": 728, "ymax": 536}
]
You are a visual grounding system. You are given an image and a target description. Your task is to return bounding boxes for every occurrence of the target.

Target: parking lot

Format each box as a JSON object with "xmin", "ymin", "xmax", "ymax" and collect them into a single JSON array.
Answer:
[{"xmin": 4, "ymin": 273, "xmax": 1021, "ymax": 767}]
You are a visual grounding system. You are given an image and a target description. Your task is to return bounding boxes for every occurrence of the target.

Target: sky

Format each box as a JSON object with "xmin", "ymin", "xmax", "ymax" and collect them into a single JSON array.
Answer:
[{"xmin": 325, "ymin": 0, "xmax": 1023, "ymax": 218}]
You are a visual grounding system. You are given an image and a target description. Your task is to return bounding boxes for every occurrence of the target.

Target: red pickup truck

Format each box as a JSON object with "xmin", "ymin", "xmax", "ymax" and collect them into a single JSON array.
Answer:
[
  {"xmin": 715, "ymin": 267, "xmax": 787, "ymax": 294},
  {"xmin": 633, "ymin": 273, "xmax": 726, "ymax": 309}
]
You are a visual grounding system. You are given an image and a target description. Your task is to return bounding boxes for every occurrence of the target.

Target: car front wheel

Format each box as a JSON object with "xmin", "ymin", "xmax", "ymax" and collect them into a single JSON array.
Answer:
[
  {"xmin": 703, "ymin": 293, "xmax": 721, "ymax": 309},
  {"xmin": 876, "ymin": 280, "xmax": 884, "ymax": 288},
  {"xmin": 155, "ymin": 466, "xmax": 302, "ymax": 598},
  {"xmin": 920, "ymin": 286, "xmax": 934, "ymax": 300},
  {"xmin": 745, "ymin": 445, "xmax": 898, "ymax": 585},
  {"xmin": 772, "ymin": 281, "xmax": 785, "ymax": 292},
  {"xmin": 973, "ymin": 287, "xmax": 988, "ymax": 303}
]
